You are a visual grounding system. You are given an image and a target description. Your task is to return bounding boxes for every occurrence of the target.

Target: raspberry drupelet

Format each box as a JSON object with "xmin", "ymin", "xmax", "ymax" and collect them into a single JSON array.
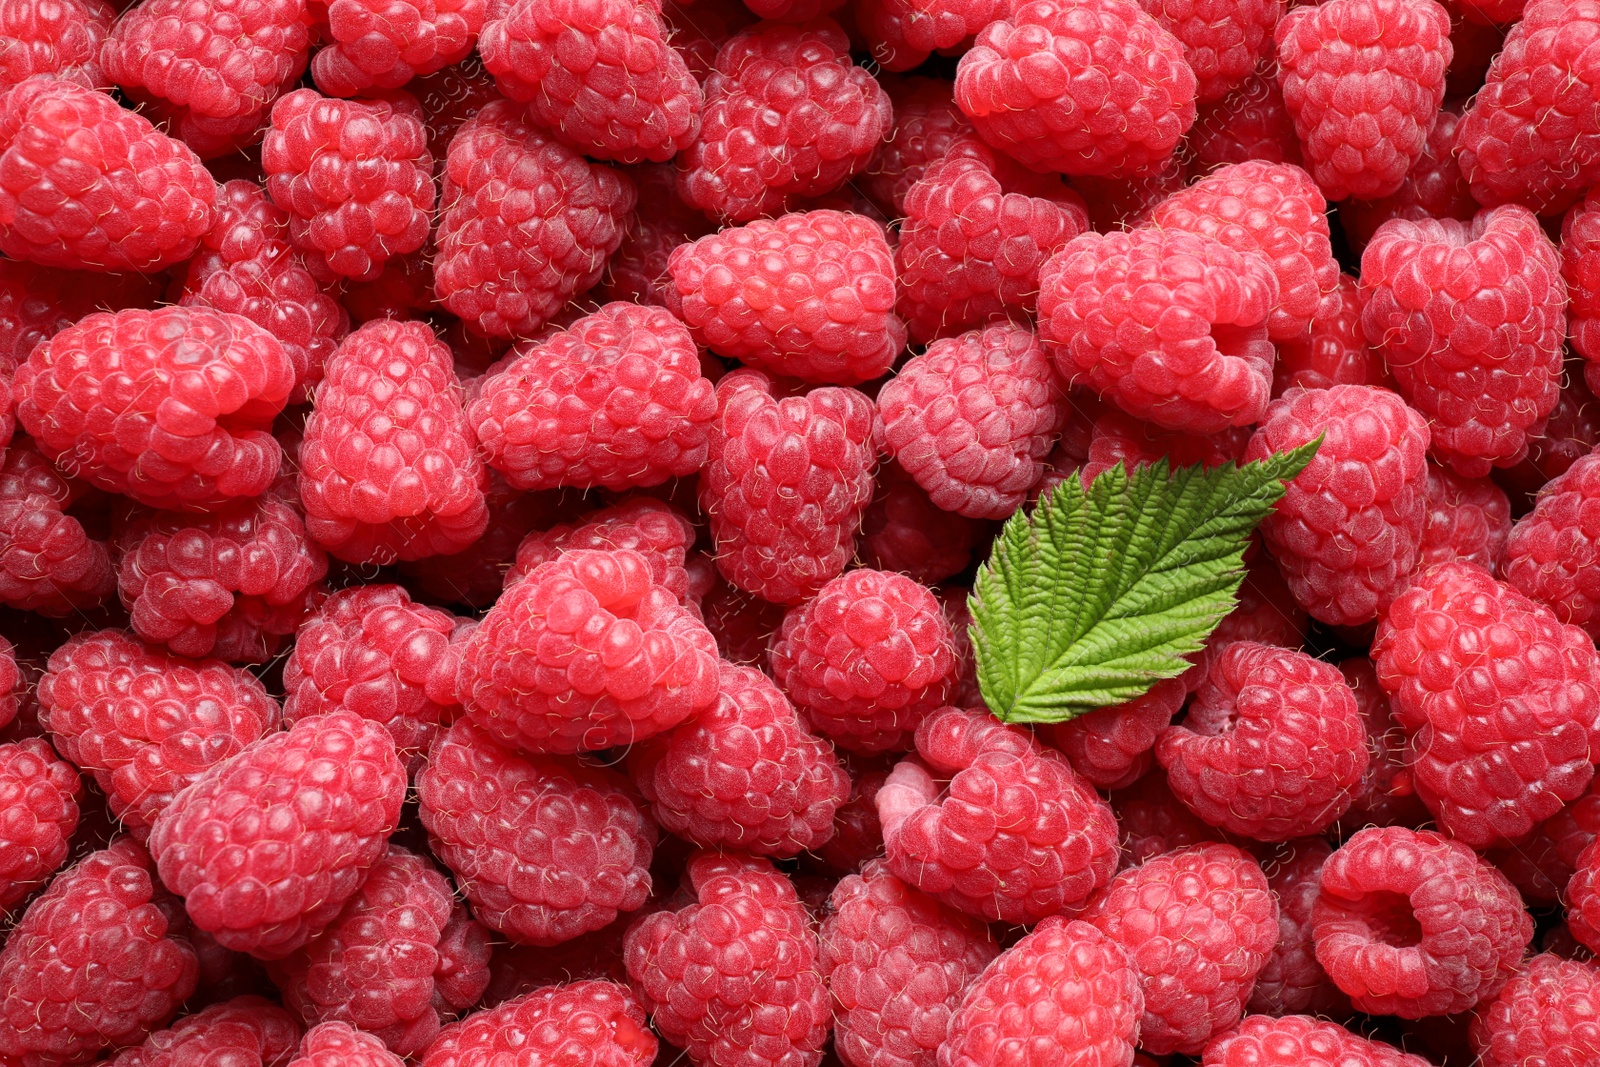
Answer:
[
  {"xmin": 313, "ymin": 0, "xmax": 486, "ymax": 97},
  {"xmin": 0, "ymin": 438, "xmax": 115, "ymax": 616},
  {"xmin": 1312, "ymin": 825, "xmax": 1532, "ymax": 1017},
  {"xmin": 288, "ymin": 1023, "xmax": 403, "ymax": 1067},
  {"xmin": 1469, "ymin": 952, "xmax": 1600, "ymax": 1067},
  {"xmin": 857, "ymin": 0, "xmax": 1004, "ymax": 72},
  {"xmin": 38, "ymin": 629, "xmax": 280, "ymax": 840},
  {"xmin": 1141, "ymin": 0, "xmax": 1282, "ymax": 103},
  {"xmin": 418, "ymin": 982, "xmax": 656, "ymax": 1067},
  {"xmin": 111, "ymin": 996, "xmax": 303, "ymax": 1067},
  {"xmin": 1373, "ymin": 560, "xmax": 1600, "ymax": 848},
  {"xmin": 0, "ymin": 0, "xmax": 113, "ymax": 92},
  {"xmin": 879, "ymin": 706, "xmax": 1120, "ymax": 924},
  {"xmin": 0, "ymin": 738, "xmax": 80, "ymax": 911},
  {"xmin": 1245, "ymin": 385, "xmax": 1430, "ymax": 626}
]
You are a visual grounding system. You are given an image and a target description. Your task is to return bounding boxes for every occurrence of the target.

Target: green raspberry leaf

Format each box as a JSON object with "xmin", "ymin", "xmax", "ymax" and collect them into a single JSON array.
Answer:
[{"xmin": 971, "ymin": 440, "xmax": 1320, "ymax": 724}]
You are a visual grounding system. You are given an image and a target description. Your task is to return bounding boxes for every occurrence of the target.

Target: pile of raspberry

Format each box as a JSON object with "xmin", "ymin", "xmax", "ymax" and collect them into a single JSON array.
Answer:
[{"xmin": 0, "ymin": 0, "xmax": 1599, "ymax": 1065}]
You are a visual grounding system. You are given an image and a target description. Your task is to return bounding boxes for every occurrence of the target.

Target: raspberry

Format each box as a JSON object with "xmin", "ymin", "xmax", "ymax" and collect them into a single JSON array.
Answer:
[
  {"xmin": 1456, "ymin": 0, "xmax": 1600, "ymax": 215},
  {"xmin": 954, "ymin": 0, "xmax": 1197, "ymax": 177},
  {"xmin": 262, "ymin": 89, "xmax": 434, "ymax": 282},
  {"xmin": 288, "ymin": 1023, "xmax": 403, "ymax": 1067},
  {"xmin": 1148, "ymin": 160, "xmax": 1337, "ymax": 341},
  {"xmin": 597, "ymin": 166, "xmax": 713, "ymax": 308},
  {"xmin": 863, "ymin": 78, "xmax": 974, "ymax": 214},
  {"xmin": 507, "ymin": 498, "xmax": 695, "ymax": 601},
  {"xmin": 631, "ymin": 660, "xmax": 848, "ymax": 857},
  {"xmin": 481, "ymin": 920, "xmax": 630, "ymax": 1006},
  {"xmin": 937, "ymin": 589, "xmax": 983, "ymax": 708},
  {"xmin": 676, "ymin": 18, "xmax": 891, "ymax": 221},
  {"xmin": 103, "ymin": 0, "xmax": 312, "ymax": 158},
  {"xmin": 1373, "ymin": 560, "xmax": 1600, "ymax": 847},
  {"xmin": 434, "ymin": 105, "xmax": 633, "ymax": 339},
  {"xmin": 1039, "ymin": 228, "xmax": 1279, "ymax": 434},
  {"xmin": 624, "ymin": 851, "xmax": 829, "ymax": 1067},
  {"xmin": 665, "ymin": 210, "xmax": 904, "ymax": 386},
  {"xmin": 265, "ymin": 845, "xmax": 490, "ymax": 1054},
  {"xmin": 16, "ymin": 306, "xmax": 294, "ymax": 512},
  {"xmin": 177, "ymin": 180, "xmax": 349, "ymax": 404},
  {"xmin": 698, "ymin": 571, "xmax": 789, "ymax": 665},
  {"xmin": 819, "ymin": 863, "xmax": 996, "ymax": 1067},
  {"xmin": 0, "ymin": 439, "xmax": 113, "ymax": 616},
  {"xmin": 1245, "ymin": 385, "xmax": 1430, "ymax": 626},
  {"xmin": 1201, "ymin": 1015, "xmax": 1435, "ymax": 1067},
  {"xmin": 0, "ymin": 839, "xmax": 198, "ymax": 1067},
  {"xmin": 1500, "ymin": 364, "xmax": 1600, "ymax": 503},
  {"xmin": 282, "ymin": 585, "xmax": 461, "ymax": 767},
  {"xmin": 1566, "ymin": 190, "xmax": 1600, "ymax": 380},
  {"xmin": 406, "ymin": 53, "xmax": 499, "ymax": 159},
  {"xmin": 1312, "ymin": 825, "xmax": 1532, "ymax": 1017},
  {"xmin": 1272, "ymin": 274, "xmax": 1391, "ymax": 396},
  {"xmin": 1470, "ymin": 953, "xmax": 1600, "ymax": 1067},
  {"xmin": 148, "ymin": 709, "xmax": 407, "ymax": 960},
  {"xmin": 0, "ymin": 77, "xmax": 217, "ymax": 272},
  {"xmin": 1039, "ymin": 676, "xmax": 1186, "ymax": 790},
  {"xmin": 1183, "ymin": 552, "xmax": 1308, "ymax": 688},
  {"xmin": 1084, "ymin": 842, "xmax": 1278, "ymax": 1055},
  {"xmin": 313, "ymin": 0, "xmax": 485, "ymax": 97},
  {"xmin": 115, "ymin": 495, "xmax": 329, "ymax": 663},
  {"xmin": 1341, "ymin": 107, "xmax": 1475, "ymax": 251},
  {"xmin": 1142, "ymin": 0, "xmax": 1280, "ymax": 104},
  {"xmin": 1359, "ymin": 205, "xmax": 1566, "ymax": 477},
  {"xmin": 1110, "ymin": 769, "xmax": 1216, "ymax": 864},
  {"xmin": 0, "ymin": 738, "xmax": 80, "ymax": 911},
  {"xmin": 480, "ymin": 0, "xmax": 699, "ymax": 164},
  {"xmin": 856, "ymin": 0, "xmax": 1003, "ymax": 71},
  {"xmin": 1075, "ymin": 410, "xmax": 1250, "ymax": 488},
  {"xmin": 1418, "ymin": 462, "xmax": 1511, "ymax": 572},
  {"xmin": 1568, "ymin": 841, "xmax": 1600, "ymax": 950},
  {"xmin": 699, "ymin": 369, "xmax": 878, "ymax": 605},
  {"xmin": 39, "ymin": 629, "xmax": 279, "ymax": 840},
  {"xmin": 1248, "ymin": 838, "xmax": 1349, "ymax": 1016},
  {"xmin": 1274, "ymin": 0, "xmax": 1451, "ymax": 201},
  {"xmin": 419, "ymin": 982, "xmax": 656, "ymax": 1067},
  {"xmin": 1189, "ymin": 64, "xmax": 1304, "ymax": 172},
  {"xmin": 664, "ymin": 0, "xmax": 756, "ymax": 78},
  {"xmin": 1072, "ymin": 149, "xmax": 1195, "ymax": 231},
  {"xmin": 879, "ymin": 706, "xmax": 1119, "ymax": 923},
  {"xmin": 1337, "ymin": 656, "xmax": 1430, "ymax": 832},
  {"xmin": 858, "ymin": 466, "xmax": 984, "ymax": 586},
  {"xmin": 814, "ymin": 757, "xmax": 891, "ymax": 874},
  {"xmin": 0, "ymin": 0, "xmax": 113, "ymax": 92},
  {"xmin": 398, "ymin": 475, "xmax": 555, "ymax": 609},
  {"xmin": 110, "ymin": 996, "xmax": 302, "ymax": 1067},
  {"xmin": 0, "ymin": 262, "xmax": 162, "ymax": 375},
  {"xmin": 769, "ymin": 569, "xmax": 956, "ymax": 755},
  {"xmin": 458, "ymin": 548, "xmax": 719, "ymax": 754},
  {"xmin": 1485, "ymin": 771, "xmax": 1600, "ymax": 904}
]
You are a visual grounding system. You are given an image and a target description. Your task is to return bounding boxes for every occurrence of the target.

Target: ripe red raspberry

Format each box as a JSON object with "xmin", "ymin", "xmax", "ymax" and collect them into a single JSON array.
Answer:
[
  {"xmin": 265, "ymin": 845, "xmax": 490, "ymax": 1055},
  {"xmin": 480, "ymin": 0, "xmax": 699, "ymax": 163},
  {"xmin": 1486, "ymin": 769, "xmax": 1600, "ymax": 905},
  {"xmin": 115, "ymin": 495, "xmax": 329, "ymax": 663},
  {"xmin": 1312, "ymin": 825, "xmax": 1532, "ymax": 1017},
  {"xmin": 434, "ymin": 100, "xmax": 635, "ymax": 339},
  {"xmin": 665, "ymin": 210, "xmax": 903, "ymax": 387},
  {"xmin": 0, "ymin": 262, "xmax": 162, "ymax": 375},
  {"xmin": 398, "ymin": 474, "xmax": 555, "ymax": 609},
  {"xmin": 1084, "ymin": 842, "xmax": 1278, "ymax": 1055},
  {"xmin": 1183, "ymin": 552, "xmax": 1308, "ymax": 690},
  {"xmin": 16, "ymin": 306, "xmax": 294, "ymax": 512},
  {"xmin": 39, "ymin": 629, "xmax": 279, "ymax": 840},
  {"xmin": 1418, "ymin": 462, "xmax": 1511, "ymax": 572},
  {"xmin": 878, "ymin": 323, "xmax": 1065, "ymax": 520},
  {"xmin": 0, "ymin": 77, "xmax": 217, "ymax": 272},
  {"xmin": 1158, "ymin": 641, "xmax": 1367, "ymax": 840},
  {"xmin": 856, "ymin": 0, "xmax": 1003, "ymax": 72},
  {"xmin": 1248, "ymin": 838, "xmax": 1349, "ymax": 1016},
  {"xmin": 1359, "ymin": 205, "xmax": 1565, "ymax": 477},
  {"xmin": 1039, "ymin": 228, "xmax": 1278, "ymax": 434},
  {"xmin": 814, "ymin": 756, "xmax": 891, "ymax": 874},
  {"xmin": 420, "ymin": 981, "xmax": 656, "ymax": 1067},
  {"xmin": 1201, "ymin": 1015, "xmax": 1434, "ymax": 1067},
  {"xmin": 1039, "ymin": 677, "xmax": 1186, "ymax": 791},
  {"xmin": 1500, "ymin": 365, "xmax": 1600, "ymax": 503},
  {"xmin": 1141, "ymin": 0, "xmax": 1280, "ymax": 103},
  {"xmin": 697, "ymin": 570, "xmax": 788, "ymax": 665},
  {"xmin": 1341, "ymin": 106, "xmax": 1475, "ymax": 250},
  {"xmin": 769, "ymin": 569, "xmax": 956, "ymax": 755},
  {"xmin": 0, "ymin": 438, "xmax": 113, "ymax": 616},
  {"xmin": 631, "ymin": 661, "xmax": 848, "ymax": 857},
  {"xmin": 1110, "ymin": 768, "xmax": 1220, "ymax": 865},
  {"xmin": 468, "ymin": 302, "xmax": 715, "ymax": 492},
  {"xmin": 819, "ymin": 863, "xmax": 997, "ymax": 1067},
  {"xmin": 677, "ymin": 18, "xmax": 891, "ymax": 221},
  {"xmin": 0, "ymin": 838, "xmax": 198, "ymax": 1067},
  {"xmin": 111, "ymin": 996, "xmax": 302, "ymax": 1067},
  {"xmin": 480, "ymin": 919, "xmax": 630, "ymax": 1006},
  {"xmin": 0, "ymin": 0, "xmax": 113, "ymax": 91},
  {"xmin": 148, "ymin": 709, "xmax": 406, "ymax": 960},
  {"xmin": 863, "ymin": 78, "xmax": 973, "ymax": 213},
  {"xmin": 506, "ymin": 498, "xmax": 695, "ymax": 601},
  {"xmin": 1072, "ymin": 409, "xmax": 1250, "ymax": 489},
  {"xmin": 1073, "ymin": 148, "xmax": 1196, "ymax": 232},
  {"xmin": 597, "ymin": 165, "xmax": 713, "ymax": 308},
  {"xmin": 939, "ymin": 916, "xmax": 1141, "ymax": 1067},
  {"xmin": 458, "ymin": 548, "xmax": 719, "ymax": 754},
  {"xmin": 283, "ymin": 585, "xmax": 461, "ymax": 767},
  {"xmin": 1470, "ymin": 953, "xmax": 1600, "ymax": 1067},
  {"xmin": 1336, "ymin": 656, "xmax": 1430, "ymax": 832},
  {"xmin": 879, "ymin": 706, "xmax": 1119, "ymax": 923},
  {"xmin": 1565, "ymin": 190, "xmax": 1600, "ymax": 383},
  {"xmin": 954, "ymin": 0, "xmax": 1196, "ymax": 177},
  {"xmin": 1374, "ymin": 560, "xmax": 1600, "ymax": 847},
  {"xmin": 1568, "ymin": 840, "xmax": 1600, "ymax": 951},
  {"xmin": 1245, "ymin": 385, "xmax": 1430, "ymax": 626},
  {"xmin": 699, "ymin": 369, "xmax": 877, "ymax": 605},
  {"xmin": 1274, "ymin": 0, "xmax": 1451, "ymax": 201},
  {"xmin": 858, "ymin": 465, "xmax": 984, "ymax": 586},
  {"xmin": 664, "ymin": 0, "xmax": 756, "ymax": 78},
  {"xmin": 1272, "ymin": 274, "xmax": 1391, "ymax": 396},
  {"xmin": 0, "ymin": 738, "xmax": 80, "ymax": 911},
  {"xmin": 1148, "ymin": 160, "xmax": 1337, "ymax": 341},
  {"xmin": 263, "ymin": 89, "xmax": 434, "ymax": 282},
  {"xmin": 313, "ymin": 0, "xmax": 485, "ymax": 97},
  {"xmin": 1189, "ymin": 64, "xmax": 1304, "ymax": 171},
  {"xmin": 177, "ymin": 180, "xmax": 348, "ymax": 404},
  {"xmin": 289, "ymin": 1023, "xmax": 402, "ymax": 1067},
  {"xmin": 624, "ymin": 851, "xmax": 829, "ymax": 1067},
  {"xmin": 1505, "ymin": 458, "xmax": 1600, "ymax": 638},
  {"xmin": 895, "ymin": 143, "xmax": 1089, "ymax": 345},
  {"xmin": 418, "ymin": 718, "xmax": 654, "ymax": 946},
  {"xmin": 299, "ymin": 319, "xmax": 486, "ymax": 564},
  {"xmin": 1457, "ymin": 0, "xmax": 1600, "ymax": 215},
  {"xmin": 103, "ymin": 0, "xmax": 312, "ymax": 158}
]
